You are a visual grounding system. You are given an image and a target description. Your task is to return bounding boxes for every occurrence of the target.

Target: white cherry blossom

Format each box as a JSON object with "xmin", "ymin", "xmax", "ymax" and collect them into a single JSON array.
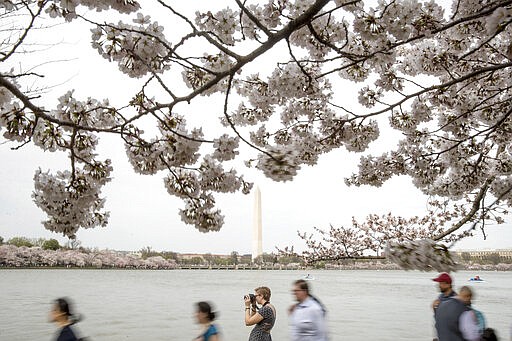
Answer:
[{"xmin": 1, "ymin": 0, "xmax": 511, "ymax": 270}]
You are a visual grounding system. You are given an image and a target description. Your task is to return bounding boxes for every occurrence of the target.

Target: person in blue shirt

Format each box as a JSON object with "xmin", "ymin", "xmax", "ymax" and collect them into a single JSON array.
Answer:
[{"xmin": 193, "ymin": 301, "xmax": 220, "ymax": 341}]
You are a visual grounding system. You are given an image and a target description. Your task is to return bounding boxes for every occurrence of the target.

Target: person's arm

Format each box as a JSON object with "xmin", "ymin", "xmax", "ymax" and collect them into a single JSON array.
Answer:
[
  {"xmin": 288, "ymin": 303, "xmax": 298, "ymax": 314},
  {"xmin": 209, "ymin": 333, "xmax": 219, "ymax": 341},
  {"xmin": 432, "ymin": 298, "xmax": 441, "ymax": 311},
  {"xmin": 459, "ymin": 310, "xmax": 481, "ymax": 341},
  {"xmin": 244, "ymin": 296, "xmax": 263, "ymax": 326},
  {"xmin": 245, "ymin": 311, "xmax": 263, "ymax": 326},
  {"xmin": 312, "ymin": 307, "xmax": 327, "ymax": 338},
  {"xmin": 245, "ymin": 309, "xmax": 264, "ymax": 326}
]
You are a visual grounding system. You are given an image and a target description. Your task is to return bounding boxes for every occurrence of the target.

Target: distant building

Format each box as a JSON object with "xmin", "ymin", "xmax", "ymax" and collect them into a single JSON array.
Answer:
[
  {"xmin": 178, "ymin": 253, "xmax": 233, "ymax": 261},
  {"xmin": 179, "ymin": 253, "xmax": 205, "ymax": 261},
  {"xmin": 454, "ymin": 249, "xmax": 512, "ymax": 261}
]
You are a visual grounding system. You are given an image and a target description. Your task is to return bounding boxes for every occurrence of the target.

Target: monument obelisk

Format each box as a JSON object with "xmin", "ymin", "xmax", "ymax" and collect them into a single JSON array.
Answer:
[{"xmin": 252, "ymin": 186, "xmax": 263, "ymax": 262}]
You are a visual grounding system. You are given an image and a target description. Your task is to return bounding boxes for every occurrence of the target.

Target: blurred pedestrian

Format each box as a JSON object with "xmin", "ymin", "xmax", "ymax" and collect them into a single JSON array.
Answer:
[
  {"xmin": 432, "ymin": 272, "xmax": 456, "ymax": 312},
  {"xmin": 459, "ymin": 286, "xmax": 486, "ymax": 335},
  {"xmin": 193, "ymin": 301, "xmax": 220, "ymax": 341},
  {"xmin": 289, "ymin": 279, "xmax": 328, "ymax": 341},
  {"xmin": 50, "ymin": 297, "xmax": 80, "ymax": 341},
  {"xmin": 434, "ymin": 288, "xmax": 480, "ymax": 341},
  {"xmin": 244, "ymin": 286, "xmax": 276, "ymax": 341}
]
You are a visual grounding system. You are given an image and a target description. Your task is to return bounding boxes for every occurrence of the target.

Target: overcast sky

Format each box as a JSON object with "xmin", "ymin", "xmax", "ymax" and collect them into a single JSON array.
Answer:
[{"xmin": 1, "ymin": 1, "xmax": 511, "ymax": 255}]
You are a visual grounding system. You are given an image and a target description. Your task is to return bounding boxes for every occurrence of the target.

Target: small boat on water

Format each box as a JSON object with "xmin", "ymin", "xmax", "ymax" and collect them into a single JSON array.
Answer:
[
  {"xmin": 468, "ymin": 275, "xmax": 484, "ymax": 282},
  {"xmin": 303, "ymin": 274, "xmax": 315, "ymax": 280}
]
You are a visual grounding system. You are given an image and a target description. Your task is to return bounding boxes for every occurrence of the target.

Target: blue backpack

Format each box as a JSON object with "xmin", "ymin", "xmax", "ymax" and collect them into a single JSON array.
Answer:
[{"xmin": 472, "ymin": 308, "xmax": 486, "ymax": 334}]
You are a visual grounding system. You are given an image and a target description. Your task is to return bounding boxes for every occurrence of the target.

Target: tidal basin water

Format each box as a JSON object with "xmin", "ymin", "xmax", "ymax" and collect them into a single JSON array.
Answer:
[{"xmin": 0, "ymin": 269, "xmax": 511, "ymax": 340}]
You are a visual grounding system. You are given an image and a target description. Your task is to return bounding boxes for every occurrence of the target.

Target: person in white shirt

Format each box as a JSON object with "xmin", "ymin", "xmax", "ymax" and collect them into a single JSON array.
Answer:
[
  {"xmin": 435, "ymin": 287, "xmax": 481, "ymax": 341},
  {"xmin": 289, "ymin": 279, "xmax": 328, "ymax": 341}
]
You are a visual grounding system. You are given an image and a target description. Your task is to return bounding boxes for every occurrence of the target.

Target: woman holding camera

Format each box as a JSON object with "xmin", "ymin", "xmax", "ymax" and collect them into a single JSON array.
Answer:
[{"xmin": 244, "ymin": 286, "xmax": 276, "ymax": 341}]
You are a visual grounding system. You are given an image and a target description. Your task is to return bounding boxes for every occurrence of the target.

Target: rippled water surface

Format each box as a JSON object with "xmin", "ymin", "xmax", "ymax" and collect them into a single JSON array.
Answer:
[{"xmin": 0, "ymin": 269, "xmax": 510, "ymax": 340}]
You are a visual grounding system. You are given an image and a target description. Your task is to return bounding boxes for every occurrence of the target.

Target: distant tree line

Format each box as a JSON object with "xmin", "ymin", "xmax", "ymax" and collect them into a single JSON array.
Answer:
[
  {"xmin": 3, "ymin": 235, "xmax": 509, "ymax": 269},
  {"xmin": 0, "ymin": 236, "xmax": 305, "ymax": 267},
  {"xmin": 139, "ymin": 246, "xmax": 304, "ymax": 266},
  {"xmin": 1, "ymin": 236, "xmax": 68, "ymax": 251},
  {"xmin": 0, "ymin": 243, "xmax": 175, "ymax": 269}
]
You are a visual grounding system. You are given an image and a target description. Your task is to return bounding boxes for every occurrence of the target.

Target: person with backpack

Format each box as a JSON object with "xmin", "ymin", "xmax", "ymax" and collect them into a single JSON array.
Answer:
[
  {"xmin": 434, "ymin": 286, "xmax": 481, "ymax": 341},
  {"xmin": 459, "ymin": 286, "xmax": 486, "ymax": 335}
]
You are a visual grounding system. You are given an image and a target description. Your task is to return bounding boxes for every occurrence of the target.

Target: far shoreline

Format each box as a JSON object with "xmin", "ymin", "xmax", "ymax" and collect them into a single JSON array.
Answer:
[{"xmin": 1, "ymin": 265, "xmax": 511, "ymax": 271}]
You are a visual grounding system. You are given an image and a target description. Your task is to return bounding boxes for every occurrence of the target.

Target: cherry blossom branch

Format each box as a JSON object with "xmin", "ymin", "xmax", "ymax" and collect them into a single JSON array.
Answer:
[
  {"xmin": 0, "ymin": 2, "xmax": 45, "ymax": 62},
  {"xmin": 235, "ymin": 0, "xmax": 273, "ymax": 37},
  {"xmin": 151, "ymin": 0, "xmax": 331, "ymax": 111}
]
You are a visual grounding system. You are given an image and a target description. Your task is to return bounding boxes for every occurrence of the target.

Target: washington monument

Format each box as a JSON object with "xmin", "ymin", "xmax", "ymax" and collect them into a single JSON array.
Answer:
[{"xmin": 252, "ymin": 186, "xmax": 263, "ymax": 261}]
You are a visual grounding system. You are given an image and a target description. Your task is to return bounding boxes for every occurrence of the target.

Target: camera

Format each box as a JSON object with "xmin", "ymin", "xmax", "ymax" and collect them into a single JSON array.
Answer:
[{"xmin": 244, "ymin": 293, "xmax": 256, "ymax": 304}]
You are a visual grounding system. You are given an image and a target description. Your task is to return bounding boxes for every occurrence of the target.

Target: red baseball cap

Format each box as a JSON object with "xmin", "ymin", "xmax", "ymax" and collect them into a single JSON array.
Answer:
[{"xmin": 433, "ymin": 272, "xmax": 452, "ymax": 284}]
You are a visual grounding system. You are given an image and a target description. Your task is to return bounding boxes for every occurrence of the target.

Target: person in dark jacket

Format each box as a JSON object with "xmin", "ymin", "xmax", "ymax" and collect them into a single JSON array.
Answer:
[
  {"xmin": 434, "ymin": 291, "xmax": 480, "ymax": 341},
  {"xmin": 432, "ymin": 272, "xmax": 457, "ymax": 312},
  {"xmin": 50, "ymin": 297, "xmax": 80, "ymax": 341}
]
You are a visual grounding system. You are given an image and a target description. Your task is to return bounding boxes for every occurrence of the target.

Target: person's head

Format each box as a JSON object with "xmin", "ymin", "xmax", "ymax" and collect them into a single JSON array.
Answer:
[
  {"xmin": 433, "ymin": 273, "xmax": 453, "ymax": 294},
  {"xmin": 50, "ymin": 298, "xmax": 73, "ymax": 324},
  {"xmin": 195, "ymin": 301, "xmax": 216, "ymax": 324},
  {"xmin": 292, "ymin": 279, "xmax": 310, "ymax": 303},
  {"xmin": 254, "ymin": 286, "xmax": 271, "ymax": 304},
  {"xmin": 458, "ymin": 286, "xmax": 473, "ymax": 306}
]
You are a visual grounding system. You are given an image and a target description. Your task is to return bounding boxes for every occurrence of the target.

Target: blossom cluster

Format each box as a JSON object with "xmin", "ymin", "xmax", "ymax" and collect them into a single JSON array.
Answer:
[
  {"xmin": 32, "ymin": 162, "xmax": 112, "ymax": 238},
  {"xmin": 386, "ymin": 239, "xmax": 457, "ymax": 273},
  {"xmin": 91, "ymin": 13, "xmax": 169, "ymax": 78},
  {"xmin": 45, "ymin": 0, "xmax": 140, "ymax": 21}
]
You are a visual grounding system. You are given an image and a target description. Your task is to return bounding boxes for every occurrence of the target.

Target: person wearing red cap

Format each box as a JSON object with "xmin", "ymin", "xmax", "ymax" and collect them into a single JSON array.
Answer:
[
  {"xmin": 432, "ymin": 272, "xmax": 456, "ymax": 312},
  {"xmin": 431, "ymin": 273, "xmax": 457, "ymax": 341}
]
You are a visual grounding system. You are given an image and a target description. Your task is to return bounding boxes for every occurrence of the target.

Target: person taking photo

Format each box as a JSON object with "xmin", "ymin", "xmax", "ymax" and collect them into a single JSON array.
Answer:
[{"xmin": 244, "ymin": 286, "xmax": 276, "ymax": 341}]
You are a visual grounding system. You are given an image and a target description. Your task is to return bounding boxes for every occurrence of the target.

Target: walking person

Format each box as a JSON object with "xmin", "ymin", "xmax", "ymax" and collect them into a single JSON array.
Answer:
[
  {"xmin": 432, "ymin": 273, "xmax": 457, "ymax": 341},
  {"xmin": 49, "ymin": 297, "xmax": 80, "ymax": 341},
  {"xmin": 244, "ymin": 286, "xmax": 276, "ymax": 341},
  {"xmin": 289, "ymin": 279, "xmax": 328, "ymax": 341},
  {"xmin": 193, "ymin": 301, "xmax": 220, "ymax": 341},
  {"xmin": 434, "ymin": 288, "xmax": 481, "ymax": 341},
  {"xmin": 459, "ymin": 286, "xmax": 486, "ymax": 335},
  {"xmin": 432, "ymin": 272, "xmax": 457, "ymax": 312}
]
